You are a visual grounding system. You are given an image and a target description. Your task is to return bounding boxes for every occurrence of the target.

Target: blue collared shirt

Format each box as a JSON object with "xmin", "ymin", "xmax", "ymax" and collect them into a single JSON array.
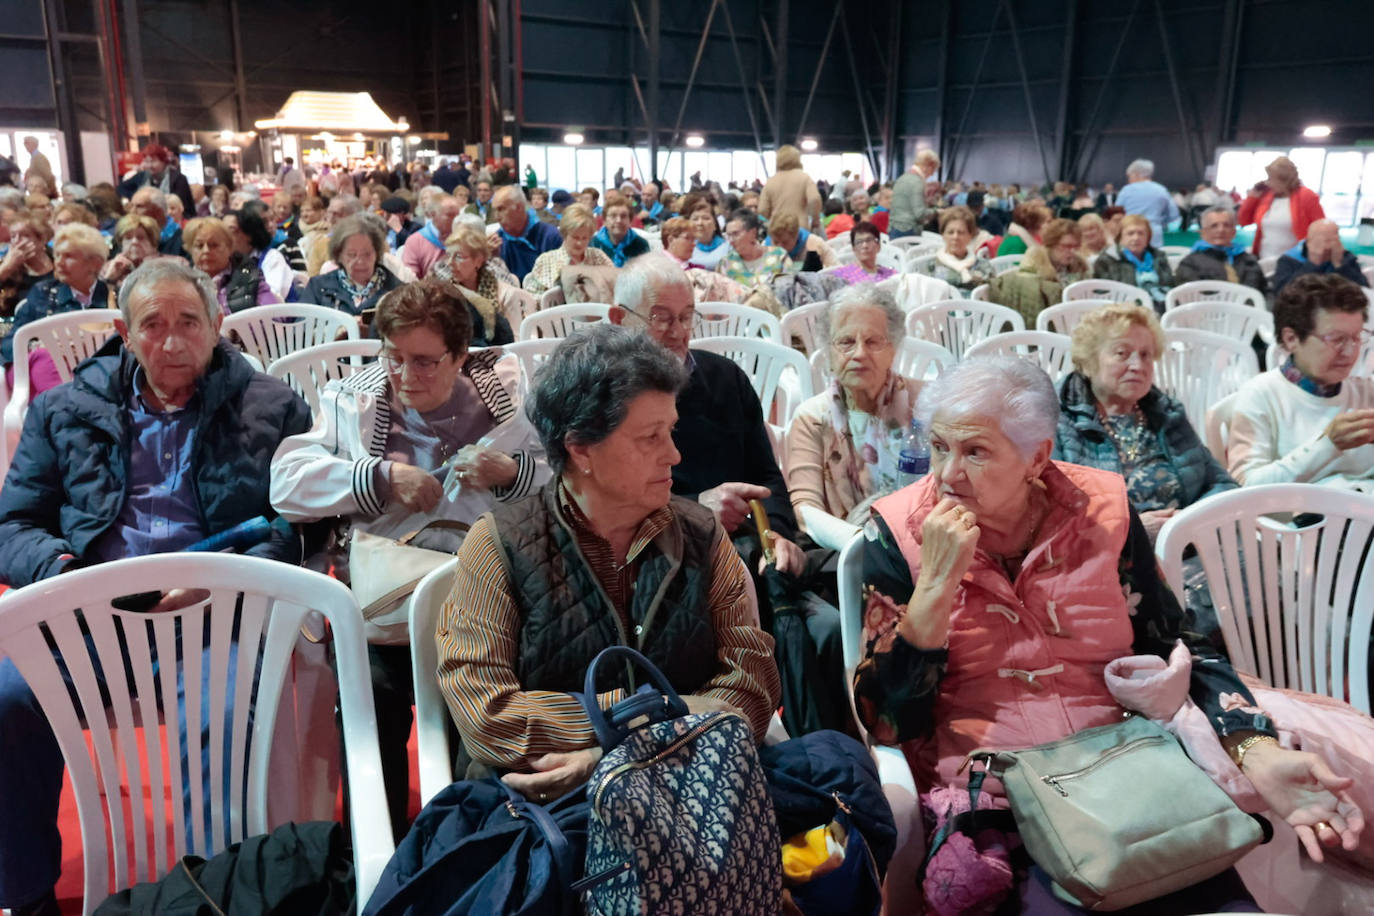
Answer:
[{"xmin": 90, "ymin": 368, "xmax": 206, "ymax": 563}]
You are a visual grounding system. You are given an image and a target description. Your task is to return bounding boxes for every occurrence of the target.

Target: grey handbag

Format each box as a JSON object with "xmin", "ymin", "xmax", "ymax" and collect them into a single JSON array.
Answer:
[{"xmin": 973, "ymin": 715, "xmax": 1267, "ymax": 911}]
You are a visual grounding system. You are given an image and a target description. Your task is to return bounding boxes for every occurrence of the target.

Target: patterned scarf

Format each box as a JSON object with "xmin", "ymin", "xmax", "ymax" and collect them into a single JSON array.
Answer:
[
  {"xmin": 432, "ymin": 255, "xmax": 501, "ymax": 337},
  {"xmin": 1280, "ymin": 355, "xmax": 1341, "ymax": 398},
  {"xmin": 337, "ymin": 266, "xmax": 386, "ymax": 309},
  {"xmin": 822, "ymin": 371, "xmax": 916, "ymax": 519}
]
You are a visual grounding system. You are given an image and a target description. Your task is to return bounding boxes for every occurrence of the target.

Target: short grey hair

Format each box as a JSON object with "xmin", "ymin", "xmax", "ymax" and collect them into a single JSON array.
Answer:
[
  {"xmin": 133, "ymin": 186, "xmax": 168, "ymax": 214},
  {"xmin": 117, "ymin": 258, "xmax": 219, "ymax": 325},
  {"xmin": 454, "ymin": 212, "xmax": 486, "ymax": 233},
  {"xmin": 53, "ymin": 223, "xmax": 108, "ymax": 261},
  {"xmin": 328, "ymin": 213, "xmax": 386, "ymax": 263},
  {"xmin": 819, "ymin": 284, "xmax": 905, "ymax": 348},
  {"xmin": 62, "ymin": 182, "xmax": 87, "ymax": 198},
  {"xmin": 526, "ymin": 323, "xmax": 688, "ymax": 475},
  {"xmin": 328, "ymin": 194, "xmax": 363, "ymax": 217},
  {"xmin": 613, "ymin": 253, "xmax": 693, "ymax": 314},
  {"xmin": 1201, "ymin": 205, "xmax": 1235, "ymax": 224},
  {"xmin": 0, "ymin": 187, "xmax": 24, "ymax": 209},
  {"xmin": 1125, "ymin": 159, "xmax": 1154, "ymax": 180},
  {"xmin": 915, "ymin": 355, "xmax": 1059, "ymax": 459}
]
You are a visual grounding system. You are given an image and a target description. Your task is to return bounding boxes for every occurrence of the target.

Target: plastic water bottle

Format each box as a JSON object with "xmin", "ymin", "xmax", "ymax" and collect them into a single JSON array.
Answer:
[{"xmin": 897, "ymin": 419, "xmax": 930, "ymax": 487}]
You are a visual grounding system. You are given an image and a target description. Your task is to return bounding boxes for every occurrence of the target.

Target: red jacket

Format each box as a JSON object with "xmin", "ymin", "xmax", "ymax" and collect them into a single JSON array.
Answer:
[{"xmin": 1236, "ymin": 185, "xmax": 1324, "ymax": 256}]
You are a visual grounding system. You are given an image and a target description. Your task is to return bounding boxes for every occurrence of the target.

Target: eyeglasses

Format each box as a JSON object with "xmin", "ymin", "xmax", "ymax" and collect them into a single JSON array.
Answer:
[
  {"xmin": 831, "ymin": 335, "xmax": 893, "ymax": 355},
  {"xmin": 1313, "ymin": 329, "xmax": 1373, "ymax": 352},
  {"xmin": 625, "ymin": 309, "xmax": 696, "ymax": 332},
  {"xmin": 379, "ymin": 350, "xmax": 452, "ymax": 378},
  {"xmin": 851, "ymin": 237, "xmax": 880, "ymax": 248}
]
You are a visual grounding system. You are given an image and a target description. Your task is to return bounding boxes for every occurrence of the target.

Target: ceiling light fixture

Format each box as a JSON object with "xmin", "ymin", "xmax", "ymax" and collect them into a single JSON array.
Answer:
[
  {"xmin": 800, "ymin": 137, "xmax": 819, "ymax": 152},
  {"xmin": 1303, "ymin": 124, "xmax": 1332, "ymax": 139},
  {"xmin": 563, "ymin": 132, "xmax": 585, "ymax": 145},
  {"xmin": 685, "ymin": 134, "xmax": 705, "ymax": 148}
]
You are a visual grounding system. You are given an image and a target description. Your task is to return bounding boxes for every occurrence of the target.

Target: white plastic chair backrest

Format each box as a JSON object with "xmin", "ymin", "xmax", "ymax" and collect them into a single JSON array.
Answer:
[
  {"xmin": 266, "ymin": 338, "xmax": 382, "ymax": 415},
  {"xmin": 1062, "ymin": 278, "xmax": 1151, "ymax": 307},
  {"xmin": 1154, "ymin": 327, "xmax": 1259, "ymax": 431},
  {"xmin": 517, "ymin": 302, "xmax": 611, "ymax": 340},
  {"xmin": 1258, "ymin": 255, "xmax": 1280, "ymax": 279},
  {"xmin": 1155, "ymin": 485, "xmax": 1374, "ymax": 713},
  {"xmin": 779, "ymin": 300, "xmax": 828, "ymax": 356},
  {"xmin": 965, "ymin": 331, "xmax": 1074, "ymax": 385},
  {"xmin": 221, "ymin": 303, "xmax": 361, "ymax": 369},
  {"xmin": 807, "ymin": 337, "xmax": 954, "ymax": 393},
  {"xmin": 887, "ymin": 236, "xmax": 926, "ymax": 252},
  {"xmin": 1161, "ymin": 301, "xmax": 1275, "ymax": 344},
  {"xmin": 1364, "ymin": 266, "xmax": 1374, "ymax": 288},
  {"xmin": 969, "ymin": 283, "xmax": 990, "ymax": 301},
  {"xmin": 409, "ymin": 557, "xmax": 460, "ymax": 805},
  {"xmin": 693, "ymin": 301, "xmax": 782, "ymax": 342},
  {"xmin": 2, "ymin": 308, "xmax": 121, "ymax": 473},
  {"xmin": 1358, "ymin": 254, "xmax": 1374, "ymax": 269},
  {"xmin": 921, "ymin": 231, "xmax": 943, "ymax": 245},
  {"xmin": 496, "ymin": 338, "xmax": 561, "ymax": 390},
  {"xmin": 1034, "ymin": 299, "xmax": 1110, "ymax": 335},
  {"xmin": 694, "ymin": 336, "xmax": 814, "ymax": 427},
  {"xmin": 904, "ymin": 253, "xmax": 938, "ymax": 275},
  {"xmin": 0, "ymin": 553, "xmax": 393, "ymax": 909},
  {"xmin": 989, "ymin": 253, "xmax": 1023, "ymax": 275},
  {"xmin": 875, "ymin": 246, "xmax": 905, "ymax": 273},
  {"xmin": 891, "ymin": 273, "xmax": 961, "ymax": 312},
  {"xmin": 1204, "ymin": 390, "xmax": 1240, "ymax": 466},
  {"xmin": 538, "ymin": 285, "xmax": 566, "ymax": 311},
  {"xmin": 503, "ymin": 286, "xmax": 539, "ymax": 327},
  {"xmin": 905, "ymin": 300, "xmax": 1026, "ymax": 359},
  {"xmin": 1164, "ymin": 279, "xmax": 1266, "ymax": 313},
  {"xmin": 1161, "ymin": 245, "xmax": 1193, "ymax": 259}
]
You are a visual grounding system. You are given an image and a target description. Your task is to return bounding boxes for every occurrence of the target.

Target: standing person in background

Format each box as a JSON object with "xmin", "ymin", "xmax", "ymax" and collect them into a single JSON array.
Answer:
[
  {"xmin": 1238, "ymin": 156, "xmax": 1326, "ymax": 261},
  {"xmin": 758, "ymin": 145, "xmax": 822, "ymax": 233},
  {"xmin": 889, "ymin": 148, "xmax": 940, "ymax": 238},
  {"xmin": 1096, "ymin": 182, "xmax": 1119, "ymax": 209},
  {"xmin": 21, "ymin": 138, "xmax": 55, "ymax": 198},
  {"xmin": 1115, "ymin": 158, "xmax": 1178, "ymax": 250},
  {"xmin": 117, "ymin": 143, "xmax": 195, "ymax": 217}
]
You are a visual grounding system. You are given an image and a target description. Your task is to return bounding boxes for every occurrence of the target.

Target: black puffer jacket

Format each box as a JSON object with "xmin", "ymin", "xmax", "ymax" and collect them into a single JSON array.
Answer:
[{"xmin": 0, "ymin": 337, "xmax": 312, "ymax": 586}]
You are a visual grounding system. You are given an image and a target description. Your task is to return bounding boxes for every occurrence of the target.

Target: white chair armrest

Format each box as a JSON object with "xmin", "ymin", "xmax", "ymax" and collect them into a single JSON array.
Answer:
[{"xmin": 800, "ymin": 505, "xmax": 861, "ymax": 551}]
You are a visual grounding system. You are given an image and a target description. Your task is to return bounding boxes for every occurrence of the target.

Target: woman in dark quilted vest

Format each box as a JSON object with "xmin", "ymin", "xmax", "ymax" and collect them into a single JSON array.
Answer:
[
  {"xmin": 183, "ymin": 216, "xmax": 278, "ymax": 315},
  {"xmin": 436, "ymin": 323, "xmax": 781, "ymax": 801}
]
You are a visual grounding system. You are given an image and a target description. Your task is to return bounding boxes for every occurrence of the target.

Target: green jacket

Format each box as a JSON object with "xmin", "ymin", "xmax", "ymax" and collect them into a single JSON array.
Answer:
[{"xmin": 989, "ymin": 263, "xmax": 1084, "ymax": 327}]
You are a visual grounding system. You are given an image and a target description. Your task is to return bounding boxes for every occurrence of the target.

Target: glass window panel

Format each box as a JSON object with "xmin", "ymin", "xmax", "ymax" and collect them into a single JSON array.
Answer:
[
  {"xmin": 519, "ymin": 144, "xmax": 545, "ymax": 187},
  {"xmin": 841, "ymin": 153, "xmax": 870, "ymax": 187},
  {"xmin": 1321, "ymin": 151, "xmax": 1362, "ymax": 195},
  {"xmin": 708, "ymin": 151, "xmax": 732, "ymax": 186},
  {"xmin": 800, "ymin": 153, "xmax": 823, "ymax": 177},
  {"xmin": 762, "ymin": 151, "xmax": 776, "ymax": 177},
  {"xmin": 1362, "ymin": 154, "xmax": 1374, "ymax": 195},
  {"xmin": 1215, "ymin": 150, "xmax": 1253, "ymax": 196},
  {"xmin": 576, "ymin": 148, "xmax": 604, "ymax": 191},
  {"xmin": 731, "ymin": 150, "xmax": 760, "ymax": 186},
  {"xmin": 1319, "ymin": 195, "xmax": 1356, "ymax": 227},
  {"xmin": 546, "ymin": 145, "xmax": 577, "ymax": 192},
  {"xmin": 1286, "ymin": 148, "xmax": 1325, "ymax": 188},
  {"xmin": 1249, "ymin": 150, "xmax": 1283, "ymax": 187},
  {"xmin": 606, "ymin": 146, "xmax": 635, "ymax": 186},
  {"xmin": 683, "ymin": 151, "xmax": 710, "ymax": 187},
  {"xmin": 656, "ymin": 150, "xmax": 681, "ymax": 192}
]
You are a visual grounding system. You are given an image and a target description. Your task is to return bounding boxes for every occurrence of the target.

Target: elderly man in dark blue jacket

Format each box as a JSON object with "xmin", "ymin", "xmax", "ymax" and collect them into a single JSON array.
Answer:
[
  {"xmin": 0, "ymin": 258, "xmax": 311, "ymax": 916},
  {"xmin": 491, "ymin": 184, "xmax": 561, "ymax": 282}
]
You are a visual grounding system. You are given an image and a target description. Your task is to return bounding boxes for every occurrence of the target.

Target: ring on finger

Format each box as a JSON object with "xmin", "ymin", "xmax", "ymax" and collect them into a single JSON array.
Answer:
[{"xmin": 1315, "ymin": 821, "xmax": 1332, "ymax": 834}]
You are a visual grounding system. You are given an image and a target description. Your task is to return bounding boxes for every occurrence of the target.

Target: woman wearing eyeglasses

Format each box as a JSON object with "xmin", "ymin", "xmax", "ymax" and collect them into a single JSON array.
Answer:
[
  {"xmin": 784, "ymin": 286, "xmax": 921, "ymax": 528},
  {"xmin": 1229, "ymin": 274, "xmax": 1374, "ymax": 491},
  {"xmin": 829, "ymin": 221, "xmax": 896, "ymax": 286},
  {"xmin": 269, "ymin": 278, "xmax": 549, "ymax": 839}
]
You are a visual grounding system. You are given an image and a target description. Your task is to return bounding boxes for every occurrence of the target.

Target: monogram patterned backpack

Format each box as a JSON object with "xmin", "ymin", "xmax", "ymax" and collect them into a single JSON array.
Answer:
[{"xmin": 572, "ymin": 646, "xmax": 782, "ymax": 915}]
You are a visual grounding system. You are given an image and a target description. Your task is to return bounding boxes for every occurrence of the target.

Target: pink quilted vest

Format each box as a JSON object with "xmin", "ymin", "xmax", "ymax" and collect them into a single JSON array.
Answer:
[{"xmin": 872, "ymin": 461, "xmax": 1135, "ymax": 791}]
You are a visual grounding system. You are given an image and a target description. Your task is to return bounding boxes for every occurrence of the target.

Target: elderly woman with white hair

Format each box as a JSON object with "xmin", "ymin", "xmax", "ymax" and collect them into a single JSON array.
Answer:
[
  {"xmin": 785, "ymin": 285, "xmax": 921, "ymax": 528},
  {"xmin": 853, "ymin": 355, "xmax": 1364, "ymax": 912}
]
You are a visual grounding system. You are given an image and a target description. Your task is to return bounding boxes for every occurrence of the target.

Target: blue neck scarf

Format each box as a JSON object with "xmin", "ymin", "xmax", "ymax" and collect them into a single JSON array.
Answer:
[
  {"xmin": 696, "ymin": 234, "xmax": 725, "ymax": 253},
  {"xmin": 594, "ymin": 226, "xmax": 636, "ymax": 266},
  {"xmin": 419, "ymin": 219, "xmax": 446, "ymax": 250},
  {"xmin": 1121, "ymin": 247, "xmax": 1154, "ymax": 272},
  {"xmin": 1190, "ymin": 239, "xmax": 1247, "ymax": 264},
  {"xmin": 497, "ymin": 209, "xmax": 541, "ymax": 251},
  {"xmin": 160, "ymin": 216, "xmax": 178, "ymax": 243}
]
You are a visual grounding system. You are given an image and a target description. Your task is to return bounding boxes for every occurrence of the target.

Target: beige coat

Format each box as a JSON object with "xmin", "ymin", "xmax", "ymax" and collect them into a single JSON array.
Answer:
[{"xmin": 759, "ymin": 169, "xmax": 822, "ymax": 232}]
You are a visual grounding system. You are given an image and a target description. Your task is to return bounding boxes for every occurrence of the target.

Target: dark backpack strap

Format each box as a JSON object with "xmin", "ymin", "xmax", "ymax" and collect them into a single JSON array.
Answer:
[{"xmin": 496, "ymin": 777, "xmax": 580, "ymax": 914}]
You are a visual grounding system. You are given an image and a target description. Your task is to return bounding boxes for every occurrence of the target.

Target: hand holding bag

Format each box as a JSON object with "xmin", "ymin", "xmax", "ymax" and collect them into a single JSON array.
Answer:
[{"xmin": 973, "ymin": 715, "xmax": 1267, "ymax": 911}]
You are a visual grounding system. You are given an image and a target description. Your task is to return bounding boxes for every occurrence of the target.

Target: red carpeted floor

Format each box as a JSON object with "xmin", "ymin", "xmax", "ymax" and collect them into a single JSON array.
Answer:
[{"xmin": 51, "ymin": 721, "xmax": 421, "ymax": 914}]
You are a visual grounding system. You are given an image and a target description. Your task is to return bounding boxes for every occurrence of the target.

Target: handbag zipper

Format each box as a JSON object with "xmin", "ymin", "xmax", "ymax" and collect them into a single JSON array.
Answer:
[
  {"xmin": 1040, "ymin": 735, "xmax": 1168, "ymax": 796},
  {"xmin": 591, "ymin": 714, "xmax": 735, "ymax": 814}
]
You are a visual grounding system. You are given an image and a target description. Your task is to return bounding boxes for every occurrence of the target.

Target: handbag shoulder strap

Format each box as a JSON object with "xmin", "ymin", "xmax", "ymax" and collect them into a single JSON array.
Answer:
[
  {"xmin": 396, "ymin": 518, "xmax": 471, "ymax": 546},
  {"xmin": 922, "ymin": 765, "xmax": 1017, "ymax": 871}
]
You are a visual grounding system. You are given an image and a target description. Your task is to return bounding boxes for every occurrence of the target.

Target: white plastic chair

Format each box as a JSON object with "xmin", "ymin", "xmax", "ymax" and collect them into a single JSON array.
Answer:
[
  {"xmin": 0, "ymin": 553, "xmax": 393, "ymax": 911},
  {"xmin": 1364, "ymin": 266, "xmax": 1374, "ymax": 288},
  {"xmin": 2, "ymin": 308, "xmax": 121, "ymax": 474},
  {"xmin": 807, "ymin": 337, "xmax": 955, "ymax": 393},
  {"xmin": 1034, "ymin": 299, "xmax": 1110, "ymax": 336},
  {"xmin": 517, "ymin": 303, "xmax": 611, "ymax": 340},
  {"xmin": 903, "ymin": 253, "xmax": 938, "ymax": 276},
  {"xmin": 538, "ymin": 285, "xmax": 566, "ymax": 311},
  {"xmin": 1203, "ymin": 391, "xmax": 1240, "ymax": 466},
  {"xmin": 891, "ymin": 273, "xmax": 961, "ymax": 312},
  {"xmin": 1164, "ymin": 279, "xmax": 1266, "ymax": 313},
  {"xmin": 693, "ymin": 336, "xmax": 814, "ymax": 430},
  {"xmin": 905, "ymin": 300, "xmax": 1025, "ymax": 359},
  {"xmin": 1154, "ymin": 327, "xmax": 1259, "ymax": 432},
  {"xmin": 1161, "ymin": 245, "xmax": 1192, "ymax": 270},
  {"xmin": 1156, "ymin": 485, "xmax": 1374, "ymax": 713},
  {"xmin": 1258, "ymin": 256, "xmax": 1280, "ymax": 280},
  {"xmin": 779, "ymin": 300, "xmax": 828, "ymax": 356},
  {"xmin": 875, "ymin": 246, "xmax": 904, "ymax": 273},
  {"xmin": 693, "ymin": 301, "xmax": 782, "ymax": 342},
  {"xmin": 988, "ymin": 253, "xmax": 1024, "ymax": 275},
  {"xmin": 498, "ymin": 338, "xmax": 562, "ymax": 390},
  {"xmin": 266, "ymin": 338, "xmax": 382, "ymax": 415},
  {"xmin": 410, "ymin": 557, "xmax": 460, "ymax": 805},
  {"xmin": 1062, "ymin": 278, "xmax": 1151, "ymax": 307},
  {"xmin": 887, "ymin": 236, "xmax": 926, "ymax": 252},
  {"xmin": 1161, "ymin": 301, "xmax": 1275, "ymax": 345},
  {"xmin": 503, "ymin": 285, "xmax": 539, "ymax": 329},
  {"xmin": 221, "ymin": 303, "xmax": 361, "ymax": 370},
  {"xmin": 969, "ymin": 283, "xmax": 991, "ymax": 301},
  {"xmin": 965, "ymin": 331, "xmax": 1074, "ymax": 385}
]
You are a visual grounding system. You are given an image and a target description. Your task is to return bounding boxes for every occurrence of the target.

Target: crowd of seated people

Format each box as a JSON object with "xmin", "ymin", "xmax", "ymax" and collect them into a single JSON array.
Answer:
[{"xmin": 5, "ymin": 138, "xmax": 1374, "ymax": 916}]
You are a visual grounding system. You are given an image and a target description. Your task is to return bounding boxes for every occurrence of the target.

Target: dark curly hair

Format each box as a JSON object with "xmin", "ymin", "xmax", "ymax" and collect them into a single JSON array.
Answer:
[
  {"xmin": 1274, "ymin": 274, "xmax": 1368, "ymax": 344},
  {"xmin": 527, "ymin": 324, "xmax": 687, "ymax": 475}
]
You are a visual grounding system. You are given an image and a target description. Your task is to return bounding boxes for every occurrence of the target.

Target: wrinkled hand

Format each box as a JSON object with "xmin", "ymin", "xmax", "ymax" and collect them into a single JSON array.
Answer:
[
  {"xmin": 682, "ymin": 693, "xmax": 744, "ymax": 718},
  {"xmin": 502, "ymin": 748, "xmax": 603, "ymax": 802},
  {"xmin": 389, "ymin": 462, "xmax": 443, "ymax": 512},
  {"xmin": 1242, "ymin": 742, "xmax": 1364, "ymax": 862},
  {"xmin": 99, "ymin": 254, "xmax": 136, "ymax": 284},
  {"xmin": 1325, "ymin": 409, "xmax": 1374, "ymax": 451},
  {"xmin": 149, "ymin": 588, "xmax": 212, "ymax": 614},
  {"xmin": 451, "ymin": 445, "xmax": 517, "ymax": 492},
  {"xmin": 698, "ymin": 482, "xmax": 771, "ymax": 533},
  {"xmin": 386, "ymin": 214, "xmax": 404, "ymax": 233},
  {"xmin": 917, "ymin": 498, "xmax": 981, "ymax": 590},
  {"xmin": 761, "ymin": 532, "xmax": 807, "ymax": 577},
  {"xmin": 486, "ymin": 233, "xmax": 503, "ymax": 256},
  {"xmin": 0, "ymin": 237, "xmax": 38, "ymax": 279},
  {"xmin": 1139, "ymin": 508, "xmax": 1177, "ymax": 543}
]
